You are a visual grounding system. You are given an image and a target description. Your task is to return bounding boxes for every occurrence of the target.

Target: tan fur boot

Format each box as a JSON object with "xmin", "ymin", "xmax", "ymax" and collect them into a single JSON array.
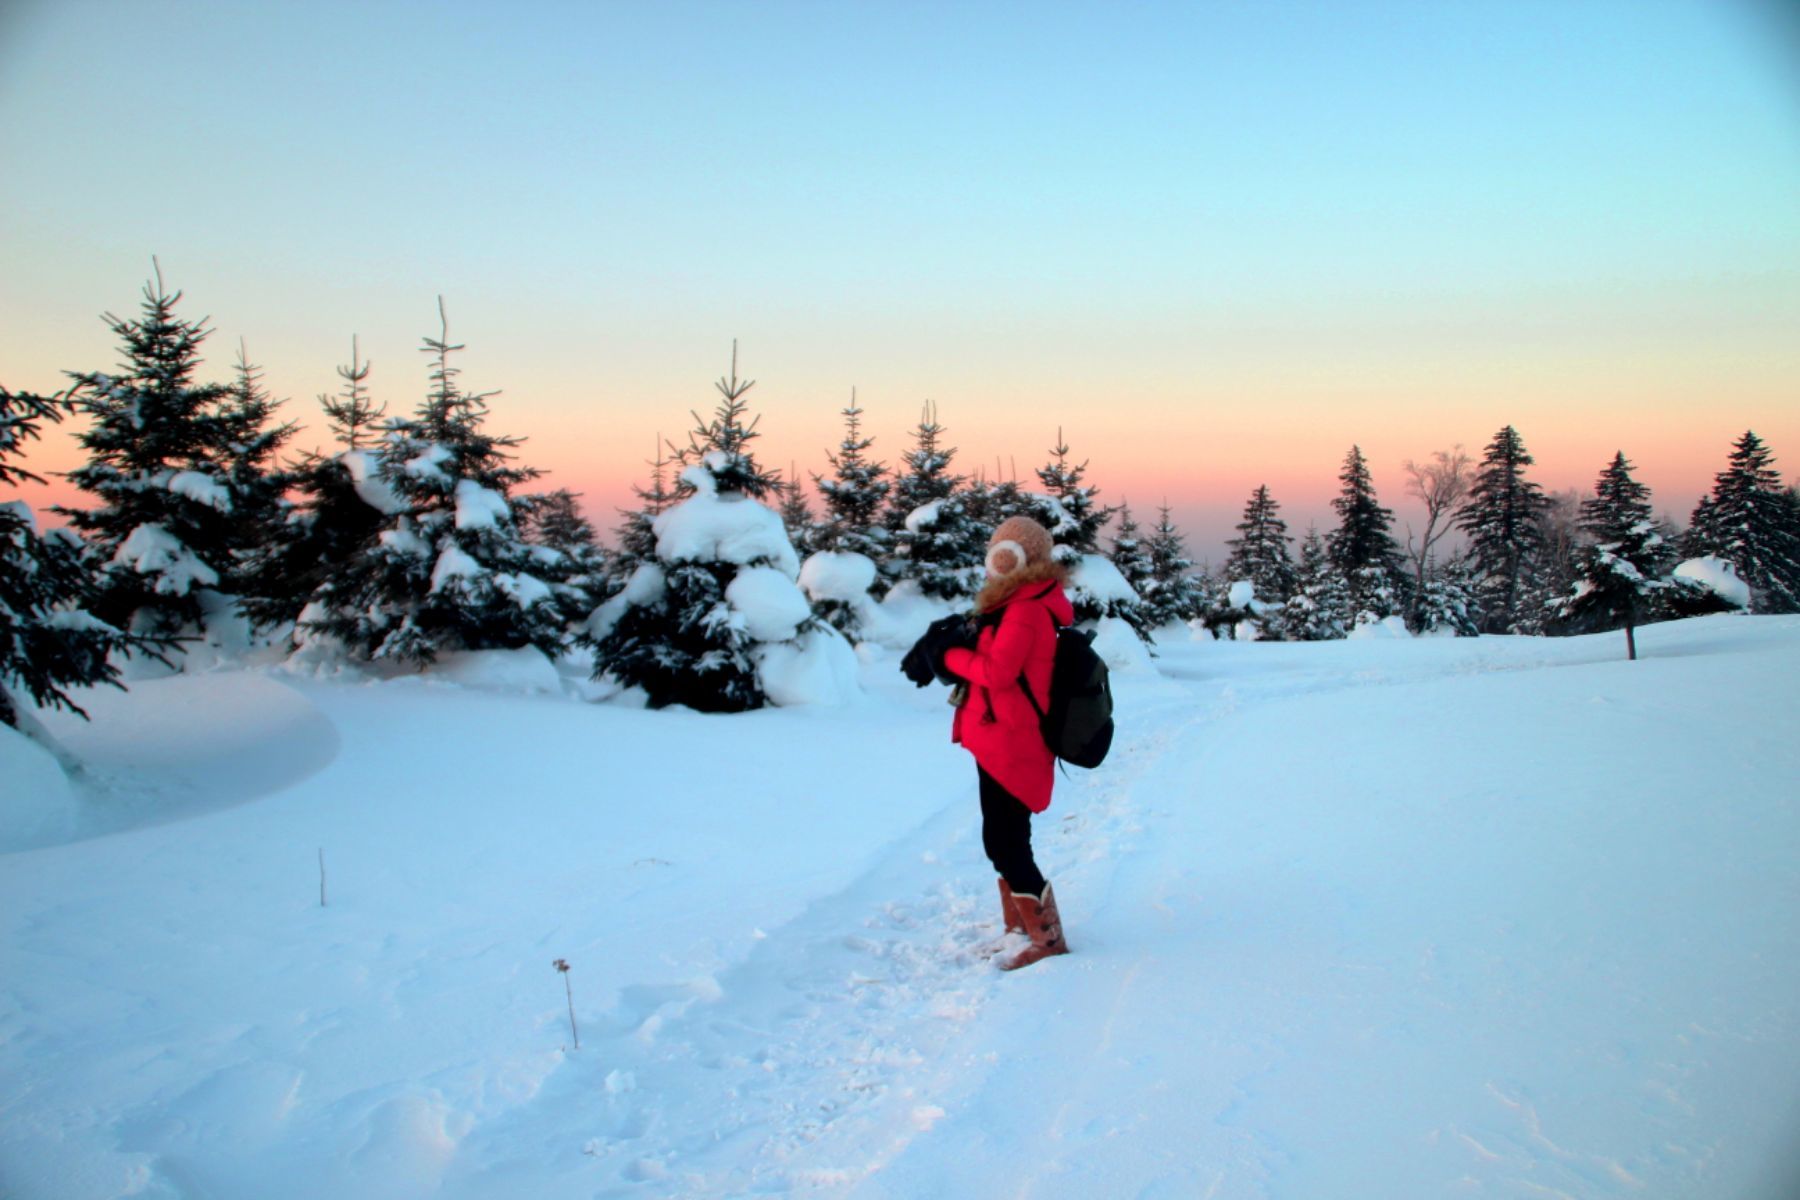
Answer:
[
  {"xmin": 998, "ymin": 882, "xmax": 1069, "ymax": 971},
  {"xmin": 998, "ymin": 877, "xmax": 1024, "ymax": 935}
]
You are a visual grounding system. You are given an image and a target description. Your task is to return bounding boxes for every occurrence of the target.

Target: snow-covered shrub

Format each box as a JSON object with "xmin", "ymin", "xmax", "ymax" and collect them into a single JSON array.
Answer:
[
  {"xmin": 302, "ymin": 305, "xmax": 574, "ymax": 666},
  {"xmin": 592, "ymin": 458, "xmax": 857, "ymax": 711}
]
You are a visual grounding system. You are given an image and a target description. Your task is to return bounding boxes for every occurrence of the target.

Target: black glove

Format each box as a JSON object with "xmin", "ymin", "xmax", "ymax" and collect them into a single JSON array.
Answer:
[
  {"xmin": 900, "ymin": 615, "xmax": 976, "ymax": 688},
  {"xmin": 900, "ymin": 635, "xmax": 937, "ymax": 687}
]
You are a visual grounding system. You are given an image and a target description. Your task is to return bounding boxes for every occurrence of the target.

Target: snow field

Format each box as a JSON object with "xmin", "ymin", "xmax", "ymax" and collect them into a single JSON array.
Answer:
[{"xmin": 1, "ymin": 615, "xmax": 1797, "ymax": 1198}]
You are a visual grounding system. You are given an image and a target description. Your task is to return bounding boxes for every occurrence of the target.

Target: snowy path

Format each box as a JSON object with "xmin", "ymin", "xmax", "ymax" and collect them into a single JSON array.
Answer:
[{"xmin": 3, "ymin": 616, "xmax": 1799, "ymax": 1199}]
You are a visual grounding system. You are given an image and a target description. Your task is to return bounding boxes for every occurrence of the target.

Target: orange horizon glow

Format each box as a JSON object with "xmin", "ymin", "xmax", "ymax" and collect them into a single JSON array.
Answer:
[{"xmin": 10, "ymin": 353, "xmax": 1793, "ymax": 569}]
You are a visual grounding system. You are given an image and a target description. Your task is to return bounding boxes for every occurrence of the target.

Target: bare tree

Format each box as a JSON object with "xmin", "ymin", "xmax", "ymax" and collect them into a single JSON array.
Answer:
[{"xmin": 1402, "ymin": 445, "xmax": 1471, "ymax": 625}]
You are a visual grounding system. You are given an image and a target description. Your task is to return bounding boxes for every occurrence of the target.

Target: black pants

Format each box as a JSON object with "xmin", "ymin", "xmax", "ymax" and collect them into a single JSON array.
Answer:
[{"xmin": 979, "ymin": 768, "xmax": 1047, "ymax": 898}]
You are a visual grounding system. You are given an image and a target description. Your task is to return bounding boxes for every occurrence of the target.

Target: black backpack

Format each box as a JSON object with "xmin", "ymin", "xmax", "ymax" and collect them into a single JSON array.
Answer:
[{"xmin": 1018, "ymin": 607, "xmax": 1114, "ymax": 770}]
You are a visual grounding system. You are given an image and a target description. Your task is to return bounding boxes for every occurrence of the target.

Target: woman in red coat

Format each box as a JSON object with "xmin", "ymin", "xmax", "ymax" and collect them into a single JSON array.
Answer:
[{"xmin": 941, "ymin": 515, "xmax": 1074, "ymax": 970}]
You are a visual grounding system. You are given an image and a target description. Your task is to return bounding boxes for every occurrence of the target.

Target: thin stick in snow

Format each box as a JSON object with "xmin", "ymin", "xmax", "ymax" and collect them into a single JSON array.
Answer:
[
  {"xmin": 554, "ymin": 959, "xmax": 579, "ymax": 1050},
  {"xmin": 318, "ymin": 848, "xmax": 327, "ymax": 908}
]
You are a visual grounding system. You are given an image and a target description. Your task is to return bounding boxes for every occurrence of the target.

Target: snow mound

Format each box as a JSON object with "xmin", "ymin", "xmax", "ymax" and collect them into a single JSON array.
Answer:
[
  {"xmin": 111, "ymin": 523, "xmax": 219, "ymax": 593},
  {"xmin": 1069, "ymin": 554, "xmax": 1139, "ymax": 605},
  {"xmin": 755, "ymin": 625, "xmax": 861, "ymax": 705},
  {"xmin": 22, "ymin": 672, "xmax": 341, "ymax": 842},
  {"xmin": 903, "ymin": 500, "xmax": 944, "ymax": 533},
  {"xmin": 861, "ymin": 580, "xmax": 961, "ymax": 651},
  {"xmin": 1674, "ymin": 556, "xmax": 1751, "ymax": 609},
  {"xmin": 429, "ymin": 647, "xmax": 561, "ymax": 695},
  {"xmin": 1, "ymin": 498, "xmax": 39, "ymax": 533},
  {"xmin": 453, "ymin": 479, "xmax": 512, "ymax": 530},
  {"xmin": 1348, "ymin": 614, "xmax": 1412, "ymax": 640},
  {"xmin": 430, "ymin": 545, "xmax": 483, "ymax": 592},
  {"xmin": 404, "ymin": 443, "xmax": 454, "ymax": 483},
  {"xmin": 344, "ymin": 450, "xmax": 407, "ymax": 515},
  {"xmin": 167, "ymin": 470, "xmax": 233, "ymax": 512},
  {"xmin": 0, "ymin": 723, "xmax": 76, "ymax": 852},
  {"xmin": 799, "ymin": 551, "xmax": 877, "ymax": 603},
  {"xmin": 727, "ymin": 566, "xmax": 812, "ymax": 642},
  {"xmin": 655, "ymin": 487, "xmax": 799, "ymax": 576},
  {"xmin": 585, "ymin": 564, "xmax": 667, "ymax": 642},
  {"xmin": 1091, "ymin": 616, "xmax": 1154, "ymax": 672}
]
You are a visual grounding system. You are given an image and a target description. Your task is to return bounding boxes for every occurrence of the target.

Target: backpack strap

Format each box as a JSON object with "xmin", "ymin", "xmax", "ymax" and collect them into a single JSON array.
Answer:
[
  {"xmin": 1016, "ymin": 603, "xmax": 1060, "ymax": 720},
  {"xmin": 1016, "ymin": 598, "xmax": 1073, "ymax": 777}
]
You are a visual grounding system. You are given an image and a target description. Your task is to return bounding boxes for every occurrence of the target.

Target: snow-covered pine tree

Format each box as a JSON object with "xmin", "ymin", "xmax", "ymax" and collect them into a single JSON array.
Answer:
[
  {"xmin": 1548, "ymin": 452, "xmax": 1674, "ymax": 657},
  {"xmin": 812, "ymin": 392, "xmax": 890, "ymax": 560},
  {"xmin": 1455, "ymin": 425, "xmax": 1552, "ymax": 633},
  {"xmin": 885, "ymin": 401, "xmax": 982, "ymax": 600},
  {"xmin": 303, "ymin": 300, "xmax": 570, "ymax": 664},
  {"xmin": 673, "ymin": 341, "xmax": 782, "ymax": 500},
  {"xmin": 778, "ymin": 465, "xmax": 816, "ymax": 560},
  {"xmin": 1413, "ymin": 555, "xmax": 1481, "ymax": 637},
  {"xmin": 805, "ymin": 393, "xmax": 892, "ymax": 637},
  {"xmin": 965, "ymin": 469, "xmax": 1031, "ymax": 535},
  {"xmin": 1031, "ymin": 429, "xmax": 1117, "ymax": 558},
  {"xmin": 1028, "ymin": 430, "xmax": 1149, "ymax": 638},
  {"xmin": 1139, "ymin": 502, "xmax": 1208, "ymax": 628},
  {"xmin": 519, "ymin": 488, "xmax": 608, "ymax": 628},
  {"xmin": 55, "ymin": 267, "xmax": 237, "ymax": 636},
  {"xmin": 242, "ymin": 338, "xmax": 393, "ymax": 632},
  {"xmin": 1682, "ymin": 431, "xmax": 1800, "ymax": 613},
  {"xmin": 1282, "ymin": 525, "xmax": 1352, "ymax": 641},
  {"xmin": 1223, "ymin": 485, "xmax": 1297, "ymax": 611},
  {"xmin": 1, "ymin": 387, "xmax": 174, "ymax": 729},
  {"xmin": 609, "ymin": 438, "xmax": 678, "ymax": 589},
  {"xmin": 1109, "ymin": 502, "xmax": 1156, "ymax": 603},
  {"xmin": 592, "ymin": 345, "xmax": 845, "ymax": 711},
  {"xmin": 1326, "ymin": 445, "xmax": 1407, "ymax": 626},
  {"xmin": 219, "ymin": 342, "xmax": 299, "ymax": 626}
]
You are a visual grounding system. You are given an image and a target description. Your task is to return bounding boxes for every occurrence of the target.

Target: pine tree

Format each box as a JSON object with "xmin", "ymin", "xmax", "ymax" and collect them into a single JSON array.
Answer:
[
  {"xmin": 319, "ymin": 335, "xmax": 385, "ymax": 450},
  {"xmin": 811, "ymin": 391, "xmax": 891, "ymax": 560},
  {"xmin": 965, "ymin": 469, "xmax": 1031, "ymax": 534},
  {"xmin": 1683, "ymin": 431, "xmax": 1800, "ymax": 613},
  {"xmin": 885, "ymin": 401, "xmax": 982, "ymax": 599},
  {"xmin": 1282, "ymin": 525, "xmax": 1352, "ymax": 641},
  {"xmin": 803, "ymin": 394, "xmax": 893, "ymax": 639},
  {"xmin": 1549, "ymin": 452, "xmax": 1674, "ymax": 657},
  {"xmin": 1109, "ymin": 502, "xmax": 1156, "ymax": 600},
  {"xmin": 242, "ymin": 339, "xmax": 391, "ymax": 631},
  {"xmin": 592, "ymin": 348, "xmax": 823, "ymax": 712},
  {"xmin": 519, "ymin": 488, "xmax": 608, "ymax": 627},
  {"xmin": 1139, "ymin": 502, "xmax": 1207, "ymax": 627},
  {"xmin": 220, "ymin": 342, "xmax": 300, "ymax": 623},
  {"xmin": 674, "ymin": 341, "xmax": 781, "ymax": 501},
  {"xmin": 1526, "ymin": 487, "xmax": 1582, "ymax": 637},
  {"xmin": 1223, "ymin": 485, "xmax": 1297, "ymax": 607},
  {"xmin": 304, "ymin": 300, "xmax": 571, "ymax": 664},
  {"xmin": 610, "ymin": 437, "xmax": 678, "ymax": 587},
  {"xmin": 778, "ymin": 465, "xmax": 816, "ymax": 560},
  {"xmin": 1327, "ymin": 445, "xmax": 1406, "ymax": 624},
  {"xmin": 1456, "ymin": 426, "xmax": 1552, "ymax": 633},
  {"xmin": 1031, "ymin": 429, "xmax": 1117, "ymax": 558},
  {"xmin": 1413, "ymin": 555, "xmax": 1481, "ymax": 637},
  {"xmin": 1, "ymin": 387, "xmax": 173, "ymax": 728},
  {"xmin": 56, "ymin": 267, "xmax": 237, "ymax": 635}
]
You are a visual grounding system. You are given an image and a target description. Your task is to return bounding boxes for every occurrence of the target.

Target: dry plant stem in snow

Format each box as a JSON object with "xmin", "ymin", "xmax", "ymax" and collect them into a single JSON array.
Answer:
[{"xmin": 554, "ymin": 959, "xmax": 579, "ymax": 1050}]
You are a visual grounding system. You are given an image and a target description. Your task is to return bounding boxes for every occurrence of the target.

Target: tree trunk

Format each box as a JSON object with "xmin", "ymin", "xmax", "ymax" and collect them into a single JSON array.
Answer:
[{"xmin": 1625, "ymin": 621, "xmax": 1637, "ymax": 661}]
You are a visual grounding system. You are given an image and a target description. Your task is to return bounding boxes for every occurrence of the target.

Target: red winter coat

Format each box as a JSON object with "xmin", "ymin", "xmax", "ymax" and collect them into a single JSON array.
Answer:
[{"xmin": 943, "ymin": 568, "xmax": 1075, "ymax": 814}]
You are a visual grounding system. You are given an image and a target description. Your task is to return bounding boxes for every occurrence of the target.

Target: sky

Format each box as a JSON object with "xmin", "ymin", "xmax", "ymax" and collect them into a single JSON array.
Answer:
[{"xmin": 3, "ymin": 0, "xmax": 1798, "ymax": 564}]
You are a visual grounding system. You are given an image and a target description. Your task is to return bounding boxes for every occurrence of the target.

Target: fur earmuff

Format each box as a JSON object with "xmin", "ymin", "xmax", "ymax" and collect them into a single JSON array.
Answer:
[{"xmin": 986, "ymin": 538, "xmax": 1026, "ymax": 578}]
